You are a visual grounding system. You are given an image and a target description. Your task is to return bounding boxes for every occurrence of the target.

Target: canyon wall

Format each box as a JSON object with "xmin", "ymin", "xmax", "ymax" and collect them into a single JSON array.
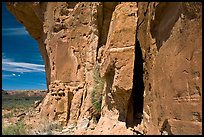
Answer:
[{"xmin": 6, "ymin": 2, "xmax": 202, "ymax": 135}]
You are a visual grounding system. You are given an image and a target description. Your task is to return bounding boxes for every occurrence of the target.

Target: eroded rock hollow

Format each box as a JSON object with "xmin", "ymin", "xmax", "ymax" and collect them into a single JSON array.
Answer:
[{"xmin": 6, "ymin": 2, "xmax": 202, "ymax": 135}]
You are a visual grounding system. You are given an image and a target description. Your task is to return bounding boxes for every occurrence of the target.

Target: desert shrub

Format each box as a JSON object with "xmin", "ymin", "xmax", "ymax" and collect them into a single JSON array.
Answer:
[
  {"xmin": 46, "ymin": 121, "xmax": 63, "ymax": 132},
  {"xmin": 2, "ymin": 112, "xmax": 13, "ymax": 118},
  {"xmin": 91, "ymin": 65, "xmax": 104, "ymax": 113},
  {"xmin": 2, "ymin": 120, "xmax": 27, "ymax": 135},
  {"xmin": 2, "ymin": 95, "xmax": 44, "ymax": 110},
  {"xmin": 29, "ymin": 121, "xmax": 63, "ymax": 135}
]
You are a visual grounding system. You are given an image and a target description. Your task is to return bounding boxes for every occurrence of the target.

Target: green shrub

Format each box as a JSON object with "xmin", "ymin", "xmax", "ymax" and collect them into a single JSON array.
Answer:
[
  {"xmin": 2, "ymin": 120, "xmax": 27, "ymax": 135},
  {"xmin": 2, "ymin": 95, "xmax": 44, "ymax": 110},
  {"xmin": 91, "ymin": 65, "xmax": 105, "ymax": 113},
  {"xmin": 2, "ymin": 112, "xmax": 13, "ymax": 118}
]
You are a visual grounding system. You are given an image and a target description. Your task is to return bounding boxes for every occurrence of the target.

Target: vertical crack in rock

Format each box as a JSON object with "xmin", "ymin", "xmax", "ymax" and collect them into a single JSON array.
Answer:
[
  {"xmin": 126, "ymin": 38, "xmax": 144, "ymax": 128},
  {"xmin": 133, "ymin": 38, "xmax": 145, "ymax": 124},
  {"xmin": 66, "ymin": 91, "xmax": 74, "ymax": 124},
  {"xmin": 96, "ymin": 2, "xmax": 118, "ymax": 62},
  {"xmin": 105, "ymin": 67, "xmax": 115, "ymax": 111}
]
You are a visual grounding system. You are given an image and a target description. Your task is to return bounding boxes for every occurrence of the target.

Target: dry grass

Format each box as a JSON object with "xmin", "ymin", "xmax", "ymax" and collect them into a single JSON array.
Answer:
[
  {"xmin": 2, "ymin": 91, "xmax": 46, "ymax": 110},
  {"xmin": 2, "ymin": 120, "xmax": 27, "ymax": 135},
  {"xmin": 28, "ymin": 121, "xmax": 63, "ymax": 135},
  {"xmin": 91, "ymin": 65, "xmax": 104, "ymax": 113},
  {"xmin": 2, "ymin": 90, "xmax": 47, "ymax": 135}
]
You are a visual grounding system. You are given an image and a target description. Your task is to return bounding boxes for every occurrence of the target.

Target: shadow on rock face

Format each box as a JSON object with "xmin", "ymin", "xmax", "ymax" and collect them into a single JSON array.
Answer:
[
  {"xmin": 150, "ymin": 2, "xmax": 182, "ymax": 51},
  {"xmin": 126, "ymin": 38, "xmax": 144, "ymax": 128}
]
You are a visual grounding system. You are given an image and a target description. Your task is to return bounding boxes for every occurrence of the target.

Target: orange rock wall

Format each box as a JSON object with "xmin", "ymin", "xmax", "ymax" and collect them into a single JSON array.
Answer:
[{"xmin": 6, "ymin": 2, "xmax": 202, "ymax": 135}]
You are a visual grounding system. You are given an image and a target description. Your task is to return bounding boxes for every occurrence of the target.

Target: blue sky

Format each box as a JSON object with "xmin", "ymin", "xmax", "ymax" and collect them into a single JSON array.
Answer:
[{"xmin": 2, "ymin": 2, "xmax": 47, "ymax": 90}]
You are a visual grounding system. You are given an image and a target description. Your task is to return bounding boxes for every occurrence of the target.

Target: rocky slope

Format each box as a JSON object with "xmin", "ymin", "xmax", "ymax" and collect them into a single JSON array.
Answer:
[{"xmin": 6, "ymin": 2, "xmax": 202, "ymax": 135}]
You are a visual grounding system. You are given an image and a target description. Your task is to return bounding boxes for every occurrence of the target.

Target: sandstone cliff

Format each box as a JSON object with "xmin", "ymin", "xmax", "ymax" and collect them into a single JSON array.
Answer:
[{"xmin": 6, "ymin": 2, "xmax": 202, "ymax": 135}]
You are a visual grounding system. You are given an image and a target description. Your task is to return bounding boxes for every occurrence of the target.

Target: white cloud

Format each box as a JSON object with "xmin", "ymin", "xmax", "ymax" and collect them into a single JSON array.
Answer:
[
  {"xmin": 2, "ymin": 57, "xmax": 45, "ymax": 73},
  {"xmin": 2, "ymin": 27, "xmax": 29, "ymax": 36},
  {"xmin": 2, "ymin": 73, "xmax": 19, "ymax": 78}
]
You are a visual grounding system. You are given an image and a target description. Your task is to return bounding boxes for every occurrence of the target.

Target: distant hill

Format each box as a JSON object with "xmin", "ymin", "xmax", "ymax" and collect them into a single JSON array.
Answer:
[
  {"xmin": 2, "ymin": 89, "xmax": 8, "ymax": 95},
  {"xmin": 2, "ymin": 90, "xmax": 47, "ymax": 96}
]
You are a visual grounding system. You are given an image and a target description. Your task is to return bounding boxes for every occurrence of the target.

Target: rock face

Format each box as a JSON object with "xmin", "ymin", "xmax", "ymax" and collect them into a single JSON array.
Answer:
[{"xmin": 6, "ymin": 2, "xmax": 202, "ymax": 135}]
